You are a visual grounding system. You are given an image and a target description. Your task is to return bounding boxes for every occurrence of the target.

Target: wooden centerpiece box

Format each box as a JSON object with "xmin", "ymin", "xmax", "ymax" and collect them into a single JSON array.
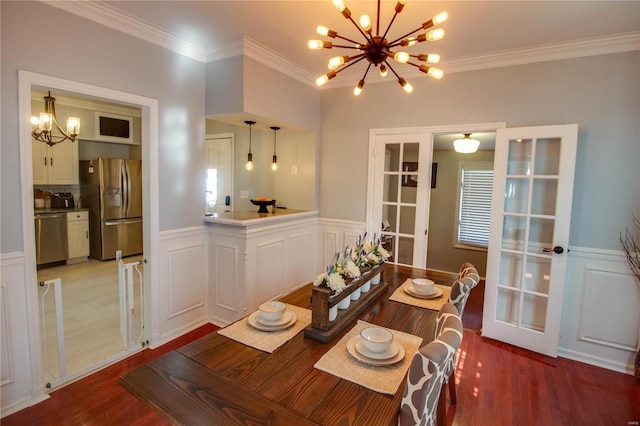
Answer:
[{"xmin": 304, "ymin": 263, "xmax": 387, "ymax": 343}]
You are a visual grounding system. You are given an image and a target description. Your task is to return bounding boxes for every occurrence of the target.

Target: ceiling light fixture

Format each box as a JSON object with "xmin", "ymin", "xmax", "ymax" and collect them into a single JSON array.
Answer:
[
  {"xmin": 245, "ymin": 120, "xmax": 256, "ymax": 171},
  {"xmin": 309, "ymin": 0, "xmax": 447, "ymax": 95},
  {"xmin": 270, "ymin": 126, "xmax": 280, "ymax": 171},
  {"xmin": 31, "ymin": 91, "xmax": 80, "ymax": 146},
  {"xmin": 453, "ymin": 133, "xmax": 480, "ymax": 153}
]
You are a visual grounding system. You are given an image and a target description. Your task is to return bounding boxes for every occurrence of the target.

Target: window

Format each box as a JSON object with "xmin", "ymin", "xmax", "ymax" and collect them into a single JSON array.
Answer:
[{"xmin": 456, "ymin": 162, "xmax": 494, "ymax": 250}]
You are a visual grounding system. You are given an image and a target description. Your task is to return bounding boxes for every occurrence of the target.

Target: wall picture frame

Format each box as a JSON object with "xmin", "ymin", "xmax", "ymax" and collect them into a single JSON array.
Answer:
[{"xmin": 401, "ymin": 162, "xmax": 438, "ymax": 188}]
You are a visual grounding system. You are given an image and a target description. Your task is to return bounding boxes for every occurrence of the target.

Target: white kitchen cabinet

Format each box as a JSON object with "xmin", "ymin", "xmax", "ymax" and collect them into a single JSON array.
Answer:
[
  {"xmin": 67, "ymin": 211, "xmax": 90, "ymax": 261},
  {"xmin": 32, "ymin": 139, "xmax": 79, "ymax": 185}
]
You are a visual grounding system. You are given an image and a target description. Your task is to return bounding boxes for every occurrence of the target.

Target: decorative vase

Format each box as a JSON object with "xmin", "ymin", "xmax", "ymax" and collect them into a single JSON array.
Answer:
[
  {"xmin": 361, "ymin": 280, "xmax": 371, "ymax": 293},
  {"xmin": 351, "ymin": 287, "xmax": 361, "ymax": 301},
  {"xmin": 371, "ymin": 273, "xmax": 381, "ymax": 285},
  {"xmin": 329, "ymin": 305, "xmax": 338, "ymax": 322},
  {"xmin": 337, "ymin": 296, "xmax": 351, "ymax": 310}
]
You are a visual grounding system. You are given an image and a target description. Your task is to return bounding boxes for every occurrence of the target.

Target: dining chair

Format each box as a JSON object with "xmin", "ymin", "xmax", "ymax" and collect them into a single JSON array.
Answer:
[
  {"xmin": 442, "ymin": 262, "xmax": 479, "ymax": 406},
  {"xmin": 399, "ymin": 303, "xmax": 463, "ymax": 426}
]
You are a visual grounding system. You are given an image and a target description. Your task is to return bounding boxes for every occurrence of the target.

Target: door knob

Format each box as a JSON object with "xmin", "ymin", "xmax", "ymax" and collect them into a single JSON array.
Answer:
[{"xmin": 543, "ymin": 246, "xmax": 564, "ymax": 254}]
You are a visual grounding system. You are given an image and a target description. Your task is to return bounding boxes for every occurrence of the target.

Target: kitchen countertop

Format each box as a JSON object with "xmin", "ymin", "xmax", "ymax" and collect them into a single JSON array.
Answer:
[
  {"xmin": 34, "ymin": 208, "xmax": 89, "ymax": 215},
  {"xmin": 203, "ymin": 208, "xmax": 318, "ymax": 227}
]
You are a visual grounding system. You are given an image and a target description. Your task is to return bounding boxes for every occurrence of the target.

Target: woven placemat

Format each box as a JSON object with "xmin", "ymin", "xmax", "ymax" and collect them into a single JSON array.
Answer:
[
  {"xmin": 217, "ymin": 304, "xmax": 311, "ymax": 353},
  {"xmin": 313, "ymin": 320, "xmax": 423, "ymax": 395},
  {"xmin": 389, "ymin": 279, "xmax": 451, "ymax": 311}
]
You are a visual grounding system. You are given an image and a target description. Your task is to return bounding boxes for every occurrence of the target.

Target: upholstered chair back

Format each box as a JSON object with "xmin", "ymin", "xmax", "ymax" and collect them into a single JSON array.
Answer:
[
  {"xmin": 459, "ymin": 262, "xmax": 480, "ymax": 287},
  {"xmin": 399, "ymin": 303, "xmax": 463, "ymax": 426},
  {"xmin": 448, "ymin": 276, "xmax": 476, "ymax": 317}
]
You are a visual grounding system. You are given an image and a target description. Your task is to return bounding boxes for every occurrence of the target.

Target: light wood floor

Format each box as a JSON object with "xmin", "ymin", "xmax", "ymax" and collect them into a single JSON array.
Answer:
[{"xmin": 37, "ymin": 255, "xmax": 144, "ymax": 384}]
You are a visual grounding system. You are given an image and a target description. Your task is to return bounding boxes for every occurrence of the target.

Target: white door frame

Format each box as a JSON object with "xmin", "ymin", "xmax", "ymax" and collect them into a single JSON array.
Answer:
[
  {"xmin": 18, "ymin": 71, "xmax": 159, "ymax": 396},
  {"xmin": 366, "ymin": 123, "xmax": 506, "ymax": 266}
]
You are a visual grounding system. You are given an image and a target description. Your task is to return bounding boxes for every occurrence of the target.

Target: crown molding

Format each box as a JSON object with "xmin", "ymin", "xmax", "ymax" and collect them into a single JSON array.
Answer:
[
  {"xmin": 45, "ymin": 1, "xmax": 638, "ymax": 90},
  {"xmin": 324, "ymin": 31, "xmax": 640, "ymax": 88},
  {"xmin": 44, "ymin": 0, "xmax": 206, "ymax": 62}
]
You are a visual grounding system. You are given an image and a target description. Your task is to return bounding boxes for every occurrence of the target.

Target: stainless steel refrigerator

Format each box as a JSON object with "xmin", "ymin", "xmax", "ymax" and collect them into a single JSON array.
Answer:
[{"xmin": 80, "ymin": 158, "xmax": 143, "ymax": 260}]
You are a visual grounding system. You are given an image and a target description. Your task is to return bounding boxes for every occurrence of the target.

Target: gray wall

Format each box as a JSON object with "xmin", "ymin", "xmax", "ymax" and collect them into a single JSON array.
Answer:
[
  {"xmin": 319, "ymin": 52, "xmax": 640, "ymax": 251},
  {"xmin": 1, "ymin": 1, "xmax": 206, "ymax": 253}
]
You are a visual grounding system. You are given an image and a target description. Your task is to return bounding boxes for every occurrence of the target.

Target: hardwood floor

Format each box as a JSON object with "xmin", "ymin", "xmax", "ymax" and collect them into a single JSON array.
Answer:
[
  {"xmin": 4, "ymin": 283, "xmax": 638, "ymax": 425},
  {"xmin": 37, "ymin": 255, "xmax": 144, "ymax": 383}
]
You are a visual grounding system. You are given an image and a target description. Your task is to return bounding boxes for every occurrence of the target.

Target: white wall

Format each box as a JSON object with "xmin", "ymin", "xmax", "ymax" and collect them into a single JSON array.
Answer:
[{"xmin": 318, "ymin": 52, "xmax": 640, "ymax": 252}]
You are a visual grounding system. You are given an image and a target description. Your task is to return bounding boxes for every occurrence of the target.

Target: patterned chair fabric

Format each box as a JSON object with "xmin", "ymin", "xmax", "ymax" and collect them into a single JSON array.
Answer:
[
  {"xmin": 459, "ymin": 262, "xmax": 480, "ymax": 287},
  {"xmin": 448, "ymin": 276, "xmax": 476, "ymax": 317},
  {"xmin": 399, "ymin": 303, "xmax": 463, "ymax": 426}
]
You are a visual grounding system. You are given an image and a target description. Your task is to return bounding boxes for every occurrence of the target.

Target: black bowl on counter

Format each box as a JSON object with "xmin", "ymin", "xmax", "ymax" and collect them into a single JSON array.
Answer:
[{"xmin": 250, "ymin": 198, "xmax": 276, "ymax": 214}]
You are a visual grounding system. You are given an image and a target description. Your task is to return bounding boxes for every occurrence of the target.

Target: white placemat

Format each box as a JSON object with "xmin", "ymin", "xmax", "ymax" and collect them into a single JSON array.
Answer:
[
  {"xmin": 217, "ymin": 304, "xmax": 311, "ymax": 353},
  {"xmin": 313, "ymin": 320, "xmax": 423, "ymax": 395},
  {"xmin": 389, "ymin": 279, "xmax": 451, "ymax": 311}
]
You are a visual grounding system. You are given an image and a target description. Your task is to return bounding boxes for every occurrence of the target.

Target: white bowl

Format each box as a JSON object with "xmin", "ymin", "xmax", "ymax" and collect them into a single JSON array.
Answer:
[
  {"xmin": 412, "ymin": 278, "xmax": 435, "ymax": 294},
  {"xmin": 360, "ymin": 327, "xmax": 393, "ymax": 353},
  {"xmin": 258, "ymin": 301, "xmax": 286, "ymax": 322}
]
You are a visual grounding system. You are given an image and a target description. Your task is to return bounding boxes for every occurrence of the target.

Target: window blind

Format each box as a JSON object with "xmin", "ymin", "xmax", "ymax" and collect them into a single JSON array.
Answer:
[{"xmin": 458, "ymin": 163, "xmax": 494, "ymax": 247}]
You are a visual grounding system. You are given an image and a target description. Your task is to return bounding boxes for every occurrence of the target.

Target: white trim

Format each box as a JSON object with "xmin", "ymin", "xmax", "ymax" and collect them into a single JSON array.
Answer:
[
  {"xmin": 45, "ymin": 0, "xmax": 205, "ymax": 62},
  {"xmin": 18, "ymin": 70, "xmax": 160, "ymax": 394}
]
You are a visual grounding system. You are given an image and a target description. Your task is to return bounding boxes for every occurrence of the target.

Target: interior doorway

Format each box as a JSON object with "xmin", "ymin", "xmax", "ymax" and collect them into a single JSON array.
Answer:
[{"xmin": 19, "ymin": 71, "xmax": 159, "ymax": 392}]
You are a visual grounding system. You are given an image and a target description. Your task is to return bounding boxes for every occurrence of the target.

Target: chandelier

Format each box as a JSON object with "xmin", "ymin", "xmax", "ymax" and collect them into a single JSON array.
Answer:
[
  {"xmin": 309, "ymin": 0, "xmax": 447, "ymax": 95},
  {"xmin": 31, "ymin": 91, "xmax": 80, "ymax": 146}
]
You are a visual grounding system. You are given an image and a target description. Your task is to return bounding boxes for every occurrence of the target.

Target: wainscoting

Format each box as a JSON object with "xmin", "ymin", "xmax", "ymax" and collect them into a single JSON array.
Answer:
[
  {"xmin": 2, "ymin": 224, "xmax": 639, "ymax": 417},
  {"xmin": 559, "ymin": 246, "xmax": 639, "ymax": 374}
]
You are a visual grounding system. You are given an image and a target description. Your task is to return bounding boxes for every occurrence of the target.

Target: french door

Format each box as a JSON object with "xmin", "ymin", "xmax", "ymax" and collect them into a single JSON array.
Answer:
[
  {"xmin": 482, "ymin": 124, "xmax": 578, "ymax": 357},
  {"xmin": 368, "ymin": 132, "xmax": 432, "ymax": 267}
]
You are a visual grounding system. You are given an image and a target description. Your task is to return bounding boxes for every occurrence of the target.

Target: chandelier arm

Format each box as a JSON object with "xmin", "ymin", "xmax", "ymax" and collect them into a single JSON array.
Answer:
[
  {"xmin": 334, "ymin": 33, "xmax": 362, "ymax": 45},
  {"xmin": 333, "ymin": 55, "xmax": 369, "ymax": 76},
  {"xmin": 345, "ymin": 14, "xmax": 372, "ymax": 42},
  {"xmin": 331, "ymin": 44, "xmax": 365, "ymax": 50},
  {"xmin": 381, "ymin": 11, "xmax": 400, "ymax": 41},
  {"xmin": 376, "ymin": 0, "xmax": 381, "ymax": 35},
  {"xmin": 384, "ymin": 60, "xmax": 402, "ymax": 80},
  {"xmin": 388, "ymin": 27, "xmax": 423, "ymax": 46},
  {"xmin": 362, "ymin": 62, "xmax": 372, "ymax": 81}
]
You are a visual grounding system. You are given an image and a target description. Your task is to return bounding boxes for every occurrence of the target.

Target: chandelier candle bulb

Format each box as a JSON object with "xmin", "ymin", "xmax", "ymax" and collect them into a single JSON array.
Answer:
[
  {"xmin": 426, "ymin": 28, "xmax": 445, "ymax": 41},
  {"xmin": 379, "ymin": 64, "xmax": 388, "ymax": 77},
  {"xmin": 359, "ymin": 14, "xmax": 372, "ymax": 33},
  {"xmin": 66, "ymin": 117, "xmax": 80, "ymax": 135},
  {"xmin": 328, "ymin": 56, "xmax": 347, "ymax": 69},
  {"xmin": 317, "ymin": 26, "xmax": 337, "ymax": 38},
  {"xmin": 354, "ymin": 80, "xmax": 365, "ymax": 96},
  {"xmin": 395, "ymin": 0, "xmax": 407, "ymax": 13},
  {"xmin": 39, "ymin": 112, "xmax": 52, "ymax": 131},
  {"xmin": 394, "ymin": 52, "xmax": 410, "ymax": 63}
]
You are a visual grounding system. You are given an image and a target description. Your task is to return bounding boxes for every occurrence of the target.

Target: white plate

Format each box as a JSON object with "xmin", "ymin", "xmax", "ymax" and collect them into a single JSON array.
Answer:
[
  {"xmin": 256, "ymin": 311, "xmax": 292, "ymax": 326},
  {"xmin": 403, "ymin": 283, "xmax": 444, "ymax": 300},
  {"xmin": 248, "ymin": 310, "xmax": 297, "ymax": 332},
  {"xmin": 346, "ymin": 335, "xmax": 405, "ymax": 366},
  {"xmin": 355, "ymin": 338, "xmax": 400, "ymax": 360}
]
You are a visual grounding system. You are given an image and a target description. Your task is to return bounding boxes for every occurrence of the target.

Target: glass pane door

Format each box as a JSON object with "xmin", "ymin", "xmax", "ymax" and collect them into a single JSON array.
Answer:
[
  {"xmin": 483, "ymin": 124, "xmax": 578, "ymax": 357},
  {"xmin": 371, "ymin": 132, "xmax": 431, "ymax": 268}
]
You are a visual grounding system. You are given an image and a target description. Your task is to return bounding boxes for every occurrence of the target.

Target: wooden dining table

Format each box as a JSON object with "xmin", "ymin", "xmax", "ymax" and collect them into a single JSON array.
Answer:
[{"xmin": 120, "ymin": 264, "xmax": 456, "ymax": 425}]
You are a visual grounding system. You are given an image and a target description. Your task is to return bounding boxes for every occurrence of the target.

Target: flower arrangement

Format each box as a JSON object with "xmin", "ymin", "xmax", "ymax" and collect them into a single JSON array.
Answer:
[
  {"xmin": 313, "ymin": 252, "xmax": 347, "ymax": 294},
  {"xmin": 362, "ymin": 233, "xmax": 391, "ymax": 266},
  {"xmin": 314, "ymin": 233, "xmax": 390, "ymax": 294}
]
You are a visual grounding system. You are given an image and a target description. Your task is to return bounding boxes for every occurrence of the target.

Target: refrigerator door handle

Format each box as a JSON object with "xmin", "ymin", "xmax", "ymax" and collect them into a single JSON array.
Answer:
[
  {"xmin": 105, "ymin": 218, "xmax": 142, "ymax": 226},
  {"xmin": 121, "ymin": 161, "xmax": 129, "ymax": 217},
  {"xmin": 125, "ymin": 161, "xmax": 132, "ymax": 217}
]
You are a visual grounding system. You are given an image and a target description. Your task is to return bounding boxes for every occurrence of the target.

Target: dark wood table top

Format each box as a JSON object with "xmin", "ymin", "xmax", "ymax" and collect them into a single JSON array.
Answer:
[{"xmin": 120, "ymin": 265, "xmax": 456, "ymax": 425}]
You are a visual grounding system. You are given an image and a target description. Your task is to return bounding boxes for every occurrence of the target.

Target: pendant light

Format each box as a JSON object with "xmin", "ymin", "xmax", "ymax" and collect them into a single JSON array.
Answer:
[
  {"xmin": 453, "ymin": 133, "xmax": 480, "ymax": 153},
  {"xmin": 245, "ymin": 120, "xmax": 256, "ymax": 170},
  {"xmin": 270, "ymin": 126, "xmax": 280, "ymax": 171}
]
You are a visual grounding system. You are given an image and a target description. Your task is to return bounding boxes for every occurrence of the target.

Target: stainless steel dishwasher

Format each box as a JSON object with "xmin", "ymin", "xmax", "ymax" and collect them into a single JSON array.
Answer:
[{"xmin": 34, "ymin": 212, "xmax": 68, "ymax": 266}]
